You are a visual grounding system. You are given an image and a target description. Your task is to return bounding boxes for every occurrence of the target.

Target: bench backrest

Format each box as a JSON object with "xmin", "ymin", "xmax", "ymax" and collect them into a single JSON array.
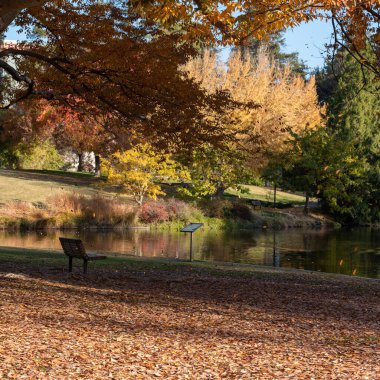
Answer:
[{"xmin": 59, "ymin": 238, "xmax": 87, "ymax": 259}]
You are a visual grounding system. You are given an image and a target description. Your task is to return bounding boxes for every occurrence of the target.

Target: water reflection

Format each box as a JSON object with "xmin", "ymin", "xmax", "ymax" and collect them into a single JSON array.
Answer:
[{"xmin": 0, "ymin": 228, "xmax": 379, "ymax": 279}]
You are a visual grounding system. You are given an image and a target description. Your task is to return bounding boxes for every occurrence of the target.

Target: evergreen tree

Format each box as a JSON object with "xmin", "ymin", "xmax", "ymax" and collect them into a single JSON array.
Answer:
[
  {"xmin": 271, "ymin": 48, "xmax": 380, "ymax": 224},
  {"xmin": 322, "ymin": 48, "xmax": 380, "ymax": 223}
]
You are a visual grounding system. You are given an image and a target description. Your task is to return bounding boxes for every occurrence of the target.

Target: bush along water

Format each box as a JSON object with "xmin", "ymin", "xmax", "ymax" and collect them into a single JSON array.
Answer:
[{"xmin": 0, "ymin": 193, "xmax": 329, "ymax": 231}]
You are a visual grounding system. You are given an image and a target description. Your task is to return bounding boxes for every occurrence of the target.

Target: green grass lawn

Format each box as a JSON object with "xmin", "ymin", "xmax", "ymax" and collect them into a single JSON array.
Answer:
[
  {"xmin": 0, "ymin": 169, "xmax": 113, "ymax": 204},
  {"xmin": 225, "ymin": 184, "xmax": 308, "ymax": 205},
  {"xmin": 18, "ymin": 169, "xmax": 96, "ymax": 179},
  {"xmin": 0, "ymin": 169, "xmax": 309, "ymax": 206},
  {"xmin": 0, "ymin": 246, "xmax": 277, "ymax": 278}
]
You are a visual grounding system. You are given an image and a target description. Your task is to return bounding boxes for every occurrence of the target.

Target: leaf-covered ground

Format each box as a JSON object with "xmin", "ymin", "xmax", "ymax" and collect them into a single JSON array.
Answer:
[{"xmin": 0, "ymin": 262, "xmax": 379, "ymax": 379}]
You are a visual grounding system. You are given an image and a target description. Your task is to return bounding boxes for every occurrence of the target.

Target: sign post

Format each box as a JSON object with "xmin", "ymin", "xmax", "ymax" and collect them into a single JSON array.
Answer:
[{"xmin": 180, "ymin": 223, "xmax": 203, "ymax": 261}]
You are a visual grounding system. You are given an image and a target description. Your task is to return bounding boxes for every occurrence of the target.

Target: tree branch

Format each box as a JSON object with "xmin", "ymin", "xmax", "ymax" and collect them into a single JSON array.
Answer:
[{"xmin": 0, "ymin": 0, "xmax": 46, "ymax": 32}]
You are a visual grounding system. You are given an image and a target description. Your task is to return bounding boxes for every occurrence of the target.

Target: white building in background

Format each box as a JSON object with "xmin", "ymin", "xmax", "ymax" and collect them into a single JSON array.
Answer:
[
  {"xmin": 1, "ymin": 39, "xmax": 18, "ymax": 48},
  {"xmin": 0, "ymin": 40, "xmax": 22, "ymax": 105}
]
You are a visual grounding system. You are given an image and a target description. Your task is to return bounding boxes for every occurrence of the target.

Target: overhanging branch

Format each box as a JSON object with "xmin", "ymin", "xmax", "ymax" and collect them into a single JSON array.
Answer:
[{"xmin": 0, "ymin": 0, "xmax": 46, "ymax": 33}]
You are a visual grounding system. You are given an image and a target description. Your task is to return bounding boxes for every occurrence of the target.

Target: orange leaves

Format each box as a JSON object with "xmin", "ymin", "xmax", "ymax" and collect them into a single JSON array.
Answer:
[{"xmin": 0, "ymin": 266, "xmax": 379, "ymax": 378}]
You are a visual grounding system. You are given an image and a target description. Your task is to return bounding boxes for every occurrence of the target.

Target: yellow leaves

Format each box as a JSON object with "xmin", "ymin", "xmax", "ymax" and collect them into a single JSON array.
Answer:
[
  {"xmin": 184, "ymin": 48, "xmax": 322, "ymax": 168},
  {"xmin": 102, "ymin": 144, "xmax": 188, "ymax": 205}
]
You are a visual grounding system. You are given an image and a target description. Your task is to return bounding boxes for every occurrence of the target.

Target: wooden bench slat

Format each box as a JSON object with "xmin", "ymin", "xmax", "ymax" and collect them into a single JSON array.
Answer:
[
  {"xmin": 86, "ymin": 253, "xmax": 107, "ymax": 260},
  {"xmin": 59, "ymin": 237, "xmax": 106, "ymax": 273}
]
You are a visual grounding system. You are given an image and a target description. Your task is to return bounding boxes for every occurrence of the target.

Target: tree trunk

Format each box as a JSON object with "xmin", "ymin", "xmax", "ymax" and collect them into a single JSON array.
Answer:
[
  {"xmin": 273, "ymin": 183, "xmax": 277, "ymax": 209},
  {"xmin": 212, "ymin": 184, "xmax": 226, "ymax": 198},
  {"xmin": 77, "ymin": 152, "xmax": 84, "ymax": 172},
  {"xmin": 137, "ymin": 195, "xmax": 144, "ymax": 207},
  {"xmin": 304, "ymin": 193, "xmax": 310, "ymax": 214},
  {"xmin": 94, "ymin": 154, "xmax": 101, "ymax": 177}
]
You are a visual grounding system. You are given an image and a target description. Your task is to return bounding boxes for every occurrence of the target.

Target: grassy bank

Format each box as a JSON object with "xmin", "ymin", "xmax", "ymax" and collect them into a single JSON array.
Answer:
[
  {"xmin": 0, "ymin": 169, "xmax": 103, "ymax": 204},
  {"xmin": 0, "ymin": 169, "xmax": 334, "ymax": 231},
  {"xmin": 0, "ymin": 246, "xmax": 291, "ymax": 276},
  {"xmin": 0, "ymin": 246, "xmax": 378, "ymax": 379},
  {"xmin": 225, "ymin": 184, "xmax": 311, "ymax": 205}
]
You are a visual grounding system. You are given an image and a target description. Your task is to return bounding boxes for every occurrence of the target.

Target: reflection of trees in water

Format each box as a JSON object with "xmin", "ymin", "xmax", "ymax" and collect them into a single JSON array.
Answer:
[
  {"xmin": 198, "ymin": 230, "xmax": 266, "ymax": 264},
  {"xmin": 137, "ymin": 231, "xmax": 184, "ymax": 259},
  {"xmin": 0, "ymin": 228, "xmax": 378, "ymax": 278},
  {"xmin": 278, "ymin": 228, "xmax": 380, "ymax": 278}
]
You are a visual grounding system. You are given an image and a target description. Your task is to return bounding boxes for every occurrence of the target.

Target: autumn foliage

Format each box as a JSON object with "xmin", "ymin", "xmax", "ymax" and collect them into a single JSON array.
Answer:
[
  {"xmin": 185, "ymin": 49, "xmax": 322, "ymax": 168},
  {"xmin": 102, "ymin": 144, "xmax": 189, "ymax": 206},
  {"xmin": 0, "ymin": 0, "xmax": 378, "ymax": 153},
  {"xmin": 0, "ymin": 260, "xmax": 378, "ymax": 378}
]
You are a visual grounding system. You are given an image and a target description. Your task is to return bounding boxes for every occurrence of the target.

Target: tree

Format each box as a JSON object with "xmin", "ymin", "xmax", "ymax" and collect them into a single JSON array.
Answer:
[
  {"xmin": 281, "ymin": 46, "xmax": 380, "ymax": 224},
  {"xmin": 276, "ymin": 128, "xmax": 369, "ymax": 220},
  {"xmin": 1, "ymin": 0, "xmax": 378, "ymax": 156},
  {"xmin": 1, "ymin": 1, "xmax": 378, "ymax": 104},
  {"xmin": 177, "ymin": 144, "xmax": 251, "ymax": 198},
  {"xmin": 234, "ymin": 31, "xmax": 308, "ymax": 78},
  {"xmin": 0, "ymin": 99, "xmax": 108, "ymax": 172},
  {"xmin": 1, "ymin": 2, "xmax": 235, "ymax": 154},
  {"xmin": 0, "ymin": 99, "xmax": 57, "ymax": 168},
  {"xmin": 330, "ymin": 2, "xmax": 380, "ymax": 78},
  {"xmin": 185, "ymin": 49, "xmax": 322, "ymax": 170},
  {"xmin": 102, "ymin": 144, "xmax": 189, "ymax": 206},
  {"xmin": 326, "ymin": 48, "xmax": 380, "ymax": 222},
  {"xmin": 16, "ymin": 139, "xmax": 64, "ymax": 170},
  {"xmin": 44, "ymin": 103, "xmax": 113, "ymax": 174}
]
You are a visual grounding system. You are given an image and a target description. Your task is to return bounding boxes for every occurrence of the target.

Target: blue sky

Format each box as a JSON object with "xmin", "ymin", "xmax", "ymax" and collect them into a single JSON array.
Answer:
[
  {"xmin": 283, "ymin": 20, "xmax": 333, "ymax": 70},
  {"xmin": 5, "ymin": 20, "xmax": 333, "ymax": 70}
]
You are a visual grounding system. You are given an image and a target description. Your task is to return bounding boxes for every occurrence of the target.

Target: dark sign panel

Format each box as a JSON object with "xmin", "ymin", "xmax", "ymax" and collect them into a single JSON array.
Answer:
[{"xmin": 180, "ymin": 223, "xmax": 203, "ymax": 233}]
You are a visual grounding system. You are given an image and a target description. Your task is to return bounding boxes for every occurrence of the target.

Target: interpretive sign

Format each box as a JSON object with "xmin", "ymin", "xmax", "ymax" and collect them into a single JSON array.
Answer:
[
  {"xmin": 180, "ymin": 223, "xmax": 203, "ymax": 233},
  {"xmin": 180, "ymin": 223, "xmax": 203, "ymax": 261}
]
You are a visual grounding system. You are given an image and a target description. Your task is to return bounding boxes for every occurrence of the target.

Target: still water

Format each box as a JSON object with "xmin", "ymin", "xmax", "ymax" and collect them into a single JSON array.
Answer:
[{"xmin": 0, "ymin": 228, "xmax": 379, "ymax": 279}]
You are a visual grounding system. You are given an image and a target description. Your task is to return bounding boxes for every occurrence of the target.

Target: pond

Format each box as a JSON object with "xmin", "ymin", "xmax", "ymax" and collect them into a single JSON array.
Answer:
[{"xmin": 0, "ymin": 227, "xmax": 379, "ymax": 279}]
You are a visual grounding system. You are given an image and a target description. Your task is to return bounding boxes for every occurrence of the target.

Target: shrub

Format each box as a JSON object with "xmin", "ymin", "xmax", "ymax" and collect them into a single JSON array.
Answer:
[
  {"xmin": 165, "ymin": 198, "xmax": 198, "ymax": 221},
  {"xmin": 229, "ymin": 203, "xmax": 252, "ymax": 221},
  {"xmin": 18, "ymin": 140, "xmax": 64, "ymax": 170},
  {"xmin": 200, "ymin": 198, "xmax": 233, "ymax": 218},
  {"xmin": 46, "ymin": 193, "xmax": 137, "ymax": 226},
  {"xmin": 2, "ymin": 200, "xmax": 36, "ymax": 215},
  {"xmin": 139, "ymin": 198, "xmax": 204, "ymax": 224},
  {"xmin": 0, "ymin": 141, "xmax": 19, "ymax": 169},
  {"xmin": 139, "ymin": 200, "xmax": 170, "ymax": 224},
  {"xmin": 0, "ymin": 200, "xmax": 52, "ymax": 229}
]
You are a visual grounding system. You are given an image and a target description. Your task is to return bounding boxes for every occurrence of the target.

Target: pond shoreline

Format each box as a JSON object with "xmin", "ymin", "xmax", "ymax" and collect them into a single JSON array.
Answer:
[
  {"xmin": 0, "ymin": 207, "xmax": 339, "ymax": 231},
  {"xmin": 0, "ymin": 245, "xmax": 379, "ymax": 282}
]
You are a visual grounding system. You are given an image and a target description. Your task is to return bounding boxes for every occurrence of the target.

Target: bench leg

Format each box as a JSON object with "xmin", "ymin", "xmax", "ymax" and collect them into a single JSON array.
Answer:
[
  {"xmin": 83, "ymin": 259, "xmax": 88, "ymax": 274},
  {"xmin": 68, "ymin": 256, "xmax": 73, "ymax": 272}
]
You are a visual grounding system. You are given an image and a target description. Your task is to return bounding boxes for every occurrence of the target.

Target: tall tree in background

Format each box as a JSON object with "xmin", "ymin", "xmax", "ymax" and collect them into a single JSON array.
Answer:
[
  {"xmin": 234, "ymin": 31, "xmax": 308, "ymax": 77},
  {"xmin": 327, "ymin": 48, "xmax": 380, "ymax": 221},
  {"xmin": 185, "ymin": 49, "xmax": 322, "ymax": 169},
  {"xmin": 276, "ymin": 128, "xmax": 369, "ymax": 219},
  {"xmin": 180, "ymin": 49, "xmax": 321, "ymax": 196},
  {"xmin": 281, "ymin": 47, "xmax": 380, "ymax": 224}
]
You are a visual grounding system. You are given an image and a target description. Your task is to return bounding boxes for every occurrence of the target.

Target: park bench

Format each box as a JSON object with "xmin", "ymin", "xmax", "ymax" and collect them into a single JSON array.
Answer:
[
  {"xmin": 59, "ymin": 237, "xmax": 106, "ymax": 274},
  {"xmin": 251, "ymin": 199, "xmax": 262, "ymax": 210}
]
